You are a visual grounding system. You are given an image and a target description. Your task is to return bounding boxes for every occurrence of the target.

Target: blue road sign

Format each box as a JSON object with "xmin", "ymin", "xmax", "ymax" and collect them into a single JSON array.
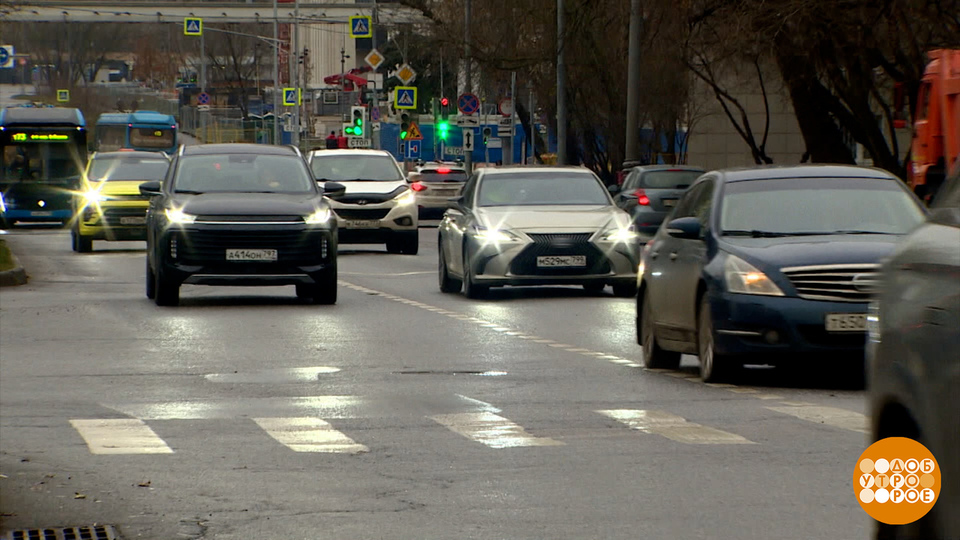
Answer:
[
  {"xmin": 370, "ymin": 105, "xmax": 380, "ymax": 122},
  {"xmin": 349, "ymin": 16, "xmax": 372, "ymax": 38},
  {"xmin": 0, "ymin": 46, "xmax": 12, "ymax": 69},
  {"xmin": 197, "ymin": 92, "xmax": 210, "ymax": 105},
  {"xmin": 406, "ymin": 140, "xmax": 421, "ymax": 159},
  {"xmin": 395, "ymin": 87, "xmax": 417, "ymax": 110},
  {"xmin": 457, "ymin": 93, "xmax": 480, "ymax": 115},
  {"xmin": 283, "ymin": 88, "xmax": 300, "ymax": 106},
  {"xmin": 184, "ymin": 18, "xmax": 202, "ymax": 36}
]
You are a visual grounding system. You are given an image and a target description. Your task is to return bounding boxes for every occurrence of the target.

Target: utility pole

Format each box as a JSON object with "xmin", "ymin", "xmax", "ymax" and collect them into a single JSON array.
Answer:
[
  {"xmin": 292, "ymin": 0, "xmax": 301, "ymax": 148},
  {"xmin": 556, "ymin": 0, "xmax": 567, "ymax": 165},
  {"xmin": 199, "ymin": 28, "xmax": 206, "ymax": 143},
  {"xmin": 624, "ymin": 0, "xmax": 642, "ymax": 164},
  {"xmin": 273, "ymin": 0, "xmax": 280, "ymax": 144},
  {"xmin": 505, "ymin": 71, "xmax": 516, "ymax": 165},
  {"xmin": 463, "ymin": 0, "xmax": 472, "ymax": 174},
  {"xmin": 528, "ymin": 82, "xmax": 535, "ymax": 164},
  {"xmin": 371, "ymin": 0, "xmax": 379, "ymax": 149}
]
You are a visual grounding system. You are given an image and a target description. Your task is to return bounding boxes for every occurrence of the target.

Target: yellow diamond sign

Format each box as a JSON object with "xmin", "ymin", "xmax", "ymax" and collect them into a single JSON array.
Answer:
[
  {"xmin": 396, "ymin": 64, "xmax": 416, "ymax": 85},
  {"xmin": 364, "ymin": 49, "xmax": 384, "ymax": 70}
]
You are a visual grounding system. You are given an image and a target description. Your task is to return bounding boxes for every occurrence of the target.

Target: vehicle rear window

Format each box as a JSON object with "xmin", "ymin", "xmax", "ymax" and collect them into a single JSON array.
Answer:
[
  {"xmin": 88, "ymin": 157, "xmax": 169, "ymax": 182},
  {"xmin": 639, "ymin": 170, "xmax": 703, "ymax": 189},
  {"xmin": 310, "ymin": 155, "xmax": 403, "ymax": 182},
  {"xmin": 417, "ymin": 169, "xmax": 468, "ymax": 182}
]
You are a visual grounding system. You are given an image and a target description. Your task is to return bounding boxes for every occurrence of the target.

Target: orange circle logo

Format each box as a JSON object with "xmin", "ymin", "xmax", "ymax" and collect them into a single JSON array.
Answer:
[{"xmin": 855, "ymin": 437, "xmax": 941, "ymax": 525}]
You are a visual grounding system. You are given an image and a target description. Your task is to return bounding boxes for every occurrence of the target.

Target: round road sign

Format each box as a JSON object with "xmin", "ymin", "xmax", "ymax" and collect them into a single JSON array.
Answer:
[
  {"xmin": 498, "ymin": 98, "xmax": 514, "ymax": 117},
  {"xmin": 197, "ymin": 92, "xmax": 210, "ymax": 105},
  {"xmin": 458, "ymin": 93, "xmax": 480, "ymax": 115}
]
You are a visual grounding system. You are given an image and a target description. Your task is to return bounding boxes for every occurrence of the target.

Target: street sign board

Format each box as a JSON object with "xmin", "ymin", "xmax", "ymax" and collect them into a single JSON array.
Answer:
[
  {"xmin": 370, "ymin": 105, "xmax": 380, "ymax": 122},
  {"xmin": 371, "ymin": 122, "xmax": 381, "ymax": 131},
  {"xmin": 394, "ymin": 86, "xmax": 417, "ymax": 110},
  {"xmin": 406, "ymin": 121, "xmax": 423, "ymax": 141},
  {"xmin": 56, "ymin": 89, "xmax": 70, "ymax": 102},
  {"xmin": 197, "ymin": 104, "xmax": 210, "ymax": 111},
  {"xmin": 498, "ymin": 98, "xmax": 513, "ymax": 116},
  {"xmin": 498, "ymin": 116, "xmax": 515, "ymax": 136},
  {"xmin": 0, "ymin": 45, "xmax": 13, "ymax": 69},
  {"xmin": 456, "ymin": 114, "xmax": 480, "ymax": 128},
  {"xmin": 486, "ymin": 138, "xmax": 502, "ymax": 149},
  {"xmin": 184, "ymin": 17, "xmax": 202, "ymax": 36},
  {"xmin": 349, "ymin": 138, "xmax": 372, "ymax": 148},
  {"xmin": 457, "ymin": 93, "xmax": 480, "ymax": 115},
  {"xmin": 406, "ymin": 140, "xmax": 421, "ymax": 159},
  {"xmin": 197, "ymin": 92, "xmax": 210, "ymax": 105},
  {"xmin": 349, "ymin": 16, "xmax": 372, "ymax": 38},
  {"xmin": 283, "ymin": 88, "xmax": 300, "ymax": 106},
  {"xmin": 462, "ymin": 129, "xmax": 475, "ymax": 151},
  {"xmin": 396, "ymin": 64, "xmax": 416, "ymax": 85},
  {"xmin": 364, "ymin": 49, "xmax": 384, "ymax": 70},
  {"xmin": 445, "ymin": 146, "xmax": 464, "ymax": 156}
]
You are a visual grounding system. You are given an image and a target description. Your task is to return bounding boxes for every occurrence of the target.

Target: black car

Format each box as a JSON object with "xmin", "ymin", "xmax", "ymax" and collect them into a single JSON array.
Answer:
[
  {"xmin": 140, "ymin": 144, "xmax": 342, "ymax": 306},
  {"xmin": 610, "ymin": 165, "xmax": 705, "ymax": 241},
  {"xmin": 636, "ymin": 165, "xmax": 927, "ymax": 382}
]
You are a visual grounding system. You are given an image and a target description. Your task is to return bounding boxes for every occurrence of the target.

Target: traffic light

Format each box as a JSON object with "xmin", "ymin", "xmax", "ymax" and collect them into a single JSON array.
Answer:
[
  {"xmin": 345, "ymin": 105, "xmax": 365, "ymax": 137},
  {"xmin": 440, "ymin": 97, "xmax": 450, "ymax": 108},
  {"xmin": 400, "ymin": 113, "xmax": 410, "ymax": 140},
  {"xmin": 437, "ymin": 118, "xmax": 451, "ymax": 141}
]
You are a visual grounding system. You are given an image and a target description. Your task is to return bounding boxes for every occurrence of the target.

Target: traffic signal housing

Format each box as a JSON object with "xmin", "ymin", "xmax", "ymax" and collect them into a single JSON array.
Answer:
[
  {"xmin": 345, "ymin": 105, "xmax": 365, "ymax": 137},
  {"xmin": 437, "ymin": 118, "xmax": 451, "ymax": 141},
  {"xmin": 400, "ymin": 113, "xmax": 411, "ymax": 140}
]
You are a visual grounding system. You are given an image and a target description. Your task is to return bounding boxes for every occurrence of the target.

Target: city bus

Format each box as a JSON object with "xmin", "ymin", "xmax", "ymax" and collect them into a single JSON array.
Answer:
[
  {"xmin": 94, "ymin": 111, "xmax": 178, "ymax": 154},
  {"xmin": 1, "ymin": 105, "xmax": 88, "ymax": 227}
]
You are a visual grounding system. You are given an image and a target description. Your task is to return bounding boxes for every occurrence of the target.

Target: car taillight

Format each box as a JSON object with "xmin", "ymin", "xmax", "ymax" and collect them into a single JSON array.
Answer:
[
  {"xmin": 411, "ymin": 182, "xmax": 427, "ymax": 192},
  {"xmin": 634, "ymin": 189, "xmax": 650, "ymax": 206},
  {"xmin": 436, "ymin": 168, "xmax": 451, "ymax": 174}
]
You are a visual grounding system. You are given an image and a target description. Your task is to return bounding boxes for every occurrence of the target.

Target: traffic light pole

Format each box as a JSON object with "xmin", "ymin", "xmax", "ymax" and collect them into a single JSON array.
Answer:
[{"xmin": 463, "ymin": 0, "xmax": 472, "ymax": 174}]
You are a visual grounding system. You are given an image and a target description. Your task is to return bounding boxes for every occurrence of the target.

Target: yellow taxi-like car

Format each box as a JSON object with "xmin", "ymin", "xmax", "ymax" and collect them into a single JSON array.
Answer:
[{"xmin": 72, "ymin": 151, "xmax": 171, "ymax": 252}]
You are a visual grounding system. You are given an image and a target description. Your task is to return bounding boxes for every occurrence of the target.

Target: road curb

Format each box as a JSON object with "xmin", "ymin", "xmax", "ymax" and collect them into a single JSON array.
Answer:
[{"xmin": 0, "ymin": 252, "xmax": 28, "ymax": 287}]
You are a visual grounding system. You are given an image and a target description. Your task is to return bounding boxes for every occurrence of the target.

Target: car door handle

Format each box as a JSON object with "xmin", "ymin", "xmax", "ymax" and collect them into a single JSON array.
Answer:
[{"xmin": 669, "ymin": 252, "xmax": 678, "ymax": 260}]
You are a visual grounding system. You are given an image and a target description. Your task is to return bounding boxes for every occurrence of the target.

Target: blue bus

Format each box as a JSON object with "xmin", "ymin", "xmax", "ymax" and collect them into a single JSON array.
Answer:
[
  {"xmin": 1, "ymin": 105, "xmax": 88, "ymax": 227},
  {"xmin": 94, "ymin": 111, "xmax": 178, "ymax": 154}
]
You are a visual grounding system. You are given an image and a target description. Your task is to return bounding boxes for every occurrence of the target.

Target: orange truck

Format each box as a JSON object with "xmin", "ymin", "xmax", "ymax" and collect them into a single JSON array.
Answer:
[{"xmin": 909, "ymin": 49, "xmax": 960, "ymax": 200}]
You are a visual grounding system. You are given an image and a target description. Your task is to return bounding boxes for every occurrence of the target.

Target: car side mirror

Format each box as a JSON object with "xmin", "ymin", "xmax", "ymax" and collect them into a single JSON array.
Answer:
[
  {"xmin": 665, "ymin": 217, "xmax": 702, "ymax": 240},
  {"xmin": 323, "ymin": 181, "xmax": 346, "ymax": 197},
  {"xmin": 607, "ymin": 184, "xmax": 620, "ymax": 194},
  {"xmin": 447, "ymin": 196, "xmax": 465, "ymax": 211},
  {"xmin": 139, "ymin": 181, "xmax": 162, "ymax": 197}
]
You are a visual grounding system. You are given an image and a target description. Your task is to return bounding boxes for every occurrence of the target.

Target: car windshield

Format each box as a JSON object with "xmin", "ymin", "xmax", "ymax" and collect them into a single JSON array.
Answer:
[
  {"xmin": 720, "ymin": 177, "xmax": 926, "ymax": 236},
  {"xmin": 477, "ymin": 172, "xmax": 612, "ymax": 207},
  {"xmin": 639, "ymin": 170, "xmax": 703, "ymax": 189},
  {"xmin": 174, "ymin": 154, "xmax": 315, "ymax": 194},
  {"xmin": 87, "ymin": 156, "xmax": 169, "ymax": 182},
  {"xmin": 310, "ymin": 154, "xmax": 403, "ymax": 182}
]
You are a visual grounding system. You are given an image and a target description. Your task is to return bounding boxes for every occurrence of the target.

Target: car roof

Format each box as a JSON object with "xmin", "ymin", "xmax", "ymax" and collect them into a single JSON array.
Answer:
[
  {"xmin": 182, "ymin": 144, "xmax": 299, "ymax": 156},
  {"xmin": 306, "ymin": 149, "xmax": 395, "ymax": 157},
  {"xmin": 714, "ymin": 164, "xmax": 898, "ymax": 182},
  {"xmin": 632, "ymin": 165, "xmax": 706, "ymax": 173},
  {"xmin": 92, "ymin": 150, "xmax": 170, "ymax": 159},
  {"xmin": 479, "ymin": 166, "xmax": 596, "ymax": 176}
]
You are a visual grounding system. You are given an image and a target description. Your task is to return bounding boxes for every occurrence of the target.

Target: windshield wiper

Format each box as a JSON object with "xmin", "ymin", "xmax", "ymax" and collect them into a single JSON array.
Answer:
[{"xmin": 829, "ymin": 230, "xmax": 897, "ymax": 235}]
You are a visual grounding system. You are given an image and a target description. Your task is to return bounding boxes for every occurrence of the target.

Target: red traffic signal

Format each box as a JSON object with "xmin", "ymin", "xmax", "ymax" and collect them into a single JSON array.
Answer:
[{"xmin": 440, "ymin": 97, "xmax": 450, "ymax": 107}]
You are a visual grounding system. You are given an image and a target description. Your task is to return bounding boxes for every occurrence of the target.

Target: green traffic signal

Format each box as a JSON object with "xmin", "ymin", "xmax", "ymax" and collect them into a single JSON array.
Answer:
[{"xmin": 437, "ymin": 120, "xmax": 450, "ymax": 140}]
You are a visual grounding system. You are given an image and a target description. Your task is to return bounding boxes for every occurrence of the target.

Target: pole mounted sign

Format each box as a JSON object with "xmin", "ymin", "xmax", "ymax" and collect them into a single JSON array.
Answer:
[
  {"xmin": 394, "ymin": 87, "xmax": 417, "ymax": 110},
  {"xmin": 184, "ymin": 17, "xmax": 202, "ymax": 36},
  {"xmin": 349, "ymin": 16, "xmax": 372, "ymax": 39},
  {"xmin": 283, "ymin": 88, "xmax": 301, "ymax": 106},
  {"xmin": 0, "ymin": 45, "xmax": 14, "ymax": 69},
  {"xmin": 56, "ymin": 89, "xmax": 70, "ymax": 102},
  {"xmin": 364, "ymin": 49, "xmax": 384, "ymax": 70},
  {"xmin": 457, "ymin": 93, "xmax": 480, "ymax": 115},
  {"xmin": 396, "ymin": 64, "xmax": 416, "ymax": 85}
]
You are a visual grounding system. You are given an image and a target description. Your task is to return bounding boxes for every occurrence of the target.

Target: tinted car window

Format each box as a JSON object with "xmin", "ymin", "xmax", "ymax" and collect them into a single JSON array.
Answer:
[
  {"xmin": 670, "ymin": 181, "xmax": 706, "ymax": 219},
  {"xmin": 417, "ymin": 169, "xmax": 468, "ymax": 182},
  {"xmin": 477, "ymin": 172, "xmax": 611, "ymax": 207},
  {"xmin": 639, "ymin": 170, "xmax": 703, "ymax": 189},
  {"xmin": 88, "ymin": 156, "xmax": 169, "ymax": 181},
  {"xmin": 311, "ymin": 155, "xmax": 403, "ymax": 182},
  {"xmin": 174, "ymin": 154, "xmax": 315, "ymax": 194},
  {"xmin": 719, "ymin": 177, "xmax": 925, "ymax": 235}
]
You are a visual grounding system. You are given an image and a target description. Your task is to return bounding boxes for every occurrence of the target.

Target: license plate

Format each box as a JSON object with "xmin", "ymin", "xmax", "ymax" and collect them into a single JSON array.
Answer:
[
  {"xmin": 30, "ymin": 210, "xmax": 54, "ymax": 217},
  {"xmin": 120, "ymin": 216, "xmax": 146, "ymax": 225},
  {"xmin": 345, "ymin": 219, "xmax": 380, "ymax": 229},
  {"xmin": 226, "ymin": 249, "xmax": 278, "ymax": 262},
  {"xmin": 537, "ymin": 255, "xmax": 587, "ymax": 268},
  {"xmin": 662, "ymin": 199, "xmax": 677, "ymax": 207},
  {"xmin": 825, "ymin": 313, "xmax": 867, "ymax": 332}
]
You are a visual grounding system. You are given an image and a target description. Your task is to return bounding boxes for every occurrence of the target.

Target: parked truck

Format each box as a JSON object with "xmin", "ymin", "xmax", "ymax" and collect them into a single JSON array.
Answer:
[{"xmin": 909, "ymin": 49, "xmax": 959, "ymax": 201}]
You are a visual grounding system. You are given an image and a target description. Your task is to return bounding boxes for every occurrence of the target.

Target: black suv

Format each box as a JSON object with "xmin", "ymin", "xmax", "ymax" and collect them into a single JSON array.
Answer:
[{"xmin": 140, "ymin": 144, "xmax": 343, "ymax": 306}]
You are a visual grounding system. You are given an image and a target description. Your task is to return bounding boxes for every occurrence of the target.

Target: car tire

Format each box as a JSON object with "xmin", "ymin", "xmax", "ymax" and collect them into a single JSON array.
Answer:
[
  {"xmin": 462, "ymin": 244, "xmax": 488, "ymax": 299},
  {"xmin": 154, "ymin": 263, "xmax": 180, "ymax": 307},
  {"xmin": 697, "ymin": 295, "xmax": 732, "ymax": 382},
  {"xmin": 640, "ymin": 291, "xmax": 681, "ymax": 369},
  {"xmin": 438, "ymin": 242, "xmax": 462, "ymax": 293},
  {"xmin": 0, "ymin": 218, "xmax": 10, "ymax": 230},
  {"xmin": 145, "ymin": 258, "xmax": 156, "ymax": 300},
  {"xmin": 73, "ymin": 229, "xmax": 93, "ymax": 253},
  {"xmin": 385, "ymin": 238, "xmax": 402, "ymax": 254},
  {"xmin": 295, "ymin": 284, "xmax": 313, "ymax": 299},
  {"xmin": 583, "ymin": 282, "xmax": 606, "ymax": 294},
  {"xmin": 612, "ymin": 280, "xmax": 637, "ymax": 297},
  {"xmin": 311, "ymin": 264, "xmax": 338, "ymax": 305},
  {"xmin": 399, "ymin": 230, "xmax": 419, "ymax": 255}
]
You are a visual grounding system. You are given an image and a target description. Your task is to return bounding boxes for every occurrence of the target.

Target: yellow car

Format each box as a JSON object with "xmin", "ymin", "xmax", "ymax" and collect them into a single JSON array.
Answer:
[{"xmin": 72, "ymin": 151, "xmax": 171, "ymax": 252}]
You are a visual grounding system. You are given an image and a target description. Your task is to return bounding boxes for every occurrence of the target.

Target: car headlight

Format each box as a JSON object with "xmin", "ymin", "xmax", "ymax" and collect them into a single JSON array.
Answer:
[
  {"xmin": 0, "ymin": 193, "xmax": 6, "ymax": 212},
  {"xmin": 473, "ymin": 226, "xmax": 520, "ymax": 245},
  {"xmin": 603, "ymin": 225, "xmax": 639, "ymax": 243},
  {"xmin": 304, "ymin": 207, "xmax": 332, "ymax": 224},
  {"xmin": 165, "ymin": 207, "xmax": 197, "ymax": 224},
  {"xmin": 724, "ymin": 254, "xmax": 784, "ymax": 296},
  {"xmin": 83, "ymin": 189, "xmax": 106, "ymax": 203},
  {"xmin": 394, "ymin": 190, "xmax": 416, "ymax": 206}
]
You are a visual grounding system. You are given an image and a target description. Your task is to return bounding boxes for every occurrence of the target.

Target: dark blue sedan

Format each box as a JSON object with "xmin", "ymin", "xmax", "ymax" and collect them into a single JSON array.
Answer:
[{"xmin": 635, "ymin": 165, "xmax": 928, "ymax": 382}]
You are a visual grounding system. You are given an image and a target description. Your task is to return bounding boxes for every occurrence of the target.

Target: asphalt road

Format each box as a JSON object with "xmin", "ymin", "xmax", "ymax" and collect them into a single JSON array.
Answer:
[{"xmin": 0, "ymin": 227, "xmax": 874, "ymax": 540}]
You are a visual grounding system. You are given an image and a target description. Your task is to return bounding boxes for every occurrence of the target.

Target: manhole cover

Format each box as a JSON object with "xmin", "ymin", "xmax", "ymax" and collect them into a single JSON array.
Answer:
[{"xmin": 5, "ymin": 525, "xmax": 121, "ymax": 540}]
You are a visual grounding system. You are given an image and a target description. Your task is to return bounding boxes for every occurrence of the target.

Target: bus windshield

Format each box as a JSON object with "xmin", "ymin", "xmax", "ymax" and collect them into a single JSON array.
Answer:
[{"xmin": 2, "ymin": 136, "xmax": 84, "ymax": 182}]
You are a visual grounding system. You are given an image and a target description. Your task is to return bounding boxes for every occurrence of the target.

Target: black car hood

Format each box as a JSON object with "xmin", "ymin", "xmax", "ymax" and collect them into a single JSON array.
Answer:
[
  {"xmin": 172, "ymin": 193, "xmax": 323, "ymax": 216},
  {"xmin": 721, "ymin": 235, "xmax": 902, "ymax": 268}
]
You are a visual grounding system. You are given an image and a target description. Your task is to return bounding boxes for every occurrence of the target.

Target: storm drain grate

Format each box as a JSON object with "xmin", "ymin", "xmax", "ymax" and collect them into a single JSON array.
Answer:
[{"xmin": 5, "ymin": 525, "xmax": 121, "ymax": 540}]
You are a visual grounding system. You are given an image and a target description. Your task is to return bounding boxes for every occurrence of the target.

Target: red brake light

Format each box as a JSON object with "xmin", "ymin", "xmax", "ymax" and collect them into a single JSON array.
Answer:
[
  {"xmin": 634, "ymin": 189, "xmax": 650, "ymax": 206},
  {"xmin": 411, "ymin": 182, "xmax": 427, "ymax": 192},
  {"xmin": 436, "ymin": 168, "xmax": 451, "ymax": 174}
]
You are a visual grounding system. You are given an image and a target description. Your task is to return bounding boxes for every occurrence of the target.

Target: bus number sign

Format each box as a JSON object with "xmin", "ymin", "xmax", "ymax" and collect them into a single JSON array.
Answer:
[{"xmin": 10, "ymin": 132, "xmax": 71, "ymax": 142}]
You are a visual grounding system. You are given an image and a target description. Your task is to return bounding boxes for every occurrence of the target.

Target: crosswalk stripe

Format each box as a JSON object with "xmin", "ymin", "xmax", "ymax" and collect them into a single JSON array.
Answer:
[
  {"xmin": 70, "ymin": 419, "xmax": 174, "ymax": 455},
  {"xmin": 431, "ymin": 412, "xmax": 565, "ymax": 449},
  {"xmin": 253, "ymin": 417, "xmax": 369, "ymax": 453},
  {"xmin": 766, "ymin": 403, "xmax": 868, "ymax": 433},
  {"xmin": 598, "ymin": 409, "xmax": 755, "ymax": 444}
]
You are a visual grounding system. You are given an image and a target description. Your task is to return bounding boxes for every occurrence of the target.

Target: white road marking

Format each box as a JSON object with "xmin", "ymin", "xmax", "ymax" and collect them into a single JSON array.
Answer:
[
  {"xmin": 431, "ymin": 412, "xmax": 565, "ymax": 449},
  {"xmin": 253, "ymin": 417, "xmax": 368, "ymax": 453},
  {"xmin": 70, "ymin": 419, "xmax": 174, "ymax": 455},
  {"xmin": 766, "ymin": 403, "xmax": 868, "ymax": 433},
  {"xmin": 455, "ymin": 395, "xmax": 502, "ymax": 413},
  {"xmin": 598, "ymin": 410, "xmax": 754, "ymax": 445}
]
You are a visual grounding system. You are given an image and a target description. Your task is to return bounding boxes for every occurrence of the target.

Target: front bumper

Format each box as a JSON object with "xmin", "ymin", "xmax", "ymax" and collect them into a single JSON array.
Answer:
[
  {"xmin": 707, "ymin": 290, "xmax": 869, "ymax": 358},
  {"xmin": 76, "ymin": 201, "xmax": 150, "ymax": 240},
  {"xmin": 2, "ymin": 208, "xmax": 73, "ymax": 222},
  {"xmin": 329, "ymin": 199, "xmax": 417, "ymax": 243}
]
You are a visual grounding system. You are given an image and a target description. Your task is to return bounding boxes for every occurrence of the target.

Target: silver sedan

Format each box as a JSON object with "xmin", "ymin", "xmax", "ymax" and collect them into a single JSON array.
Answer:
[{"xmin": 438, "ymin": 167, "xmax": 640, "ymax": 298}]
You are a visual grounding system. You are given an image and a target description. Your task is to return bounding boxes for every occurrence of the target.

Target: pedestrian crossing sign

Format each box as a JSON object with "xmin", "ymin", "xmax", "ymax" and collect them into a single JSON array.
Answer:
[
  {"xmin": 56, "ymin": 89, "xmax": 70, "ymax": 102},
  {"xmin": 283, "ymin": 88, "xmax": 300, "ymax": 107},
  {"xmin": 184, "ymin": 17, "xmax": 202, "ymax": 36},
  {"xmin": 394, "ymin": 86, "xmax": 417, "ymax": 110},
  {"xmin": 349, "ymin": 16, "xmax": 372, "ymax": 39}
]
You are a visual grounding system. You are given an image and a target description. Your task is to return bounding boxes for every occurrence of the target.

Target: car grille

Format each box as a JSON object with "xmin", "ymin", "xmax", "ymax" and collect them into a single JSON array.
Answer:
[
  {"xmin": 508, "ymin": 233, "xmax": 610, "ymax": 276},
  {"xmin": 102, "ymin": 207, "xmax": 147, "ymax": 226},
  {"xmin": 333, "ymin": 208, "xmax": 391, "ymax": 220},
  {"xmin": 781, "ymin": 264, "xmax": 879, "ymax": 302},
  {"xmin": 107, "ymin": 194, "xmax": 150, "ymax": 202},
  {"xmin": 172, "ymin": 228, "xmax": 326, "ymax": 265}
]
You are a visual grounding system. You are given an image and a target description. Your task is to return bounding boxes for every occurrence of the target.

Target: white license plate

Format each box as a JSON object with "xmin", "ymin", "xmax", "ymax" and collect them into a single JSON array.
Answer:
[
  {"xmin": 226, "ymin": 249, "xmax": 278, "ymax": 262},
  {"xmin": 825, "ymin": 313, "xmax": 867, "ymax": 332},
  {"xmin": 30, "ymin": 211, "xmax": 54, "ymax": 217},
  {"xmin": 663, "ymin": 199, "xmax": 677, "ymax": 207},
  {"xmin": 537, "ymin": 255, "xmax": 587, "ymax": 268},
  {"xmin": 120, "ymin": 216, "xmax": 146, "ymax": 225},
  {"xmin": 345, "ymin": 219, "xmax": 380, "ymax": 229}
]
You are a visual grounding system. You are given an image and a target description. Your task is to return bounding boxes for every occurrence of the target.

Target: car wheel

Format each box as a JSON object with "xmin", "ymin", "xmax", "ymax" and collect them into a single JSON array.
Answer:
[
  {"xmin": 311, "ymin": 263, "xmax": 338, "ymax": 305},
  {"xmin": 74, "ymin": 231, "xmax": 93, "ymax": 253},
  {"xmin": 385, "ymin": 238, "xmax": 403, "ymax": 254},
  {"xmin": 295, "ymin": 284, "xmax": 313, "ymax": 299},
  {"xmin": 583, "ymin": 282, "xmax": 605, "ymax": 294},
  {"xmin": 400, "ymin": 230, "xmax": 419, "ymax": 255},
  {"xmin": 640, "ymin": 291, "xmax": 681, "ymax": 369},
  {"xmin": 697, "ymin": 295, "xmax": 732, "ymax": 382},
  {"xmin": 612, "ymin": 280, "xmax": 637, "ymax": 297},
  {"xmin": 438, "ymin": 242, "xmax": 462, "ymax": 293},
  {"xmin": 154, "ymin": 263, "xmax": 180, "ymax": 307},
  {"xmin": 0, "ymin": 217, "xmax": 11, "ymax": 230},
  {"xmin": 462, "ymin": 244, "xmax": 488, "ymax": 299},
  {"xmin": 145, "ymin": 258, "xmax": 156, "ymax": 299}
]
